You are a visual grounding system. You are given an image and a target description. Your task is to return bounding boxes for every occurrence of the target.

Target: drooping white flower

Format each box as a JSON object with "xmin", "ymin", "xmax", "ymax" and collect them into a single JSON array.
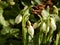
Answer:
[
  {"xmin": 41, "ymin": 10, "xmax": 49, "ymax": 20},
  {"xmin": 15, "ymin": 15, "xmax": 22, "ymax": 24},
  {"xmin": 50, "ymin": 18, "xmax": 56, "ymax": 30},
  {"xmin": 27, "ymin": 21, "xmax": 34, "ymax": 41},
  {"xmin": 33, "ymin": 22, "xmax": 41, "ymax": 29},
  {"xmin": 28, "ymin": 25, "xmax": 34, "ymax": 41},
  {"xmin": 28, "ymin": 25, "xmax": 34, "ymax": 38},
  {"xmin": 41, "ymin": 22, "xmax": 46, "ymax": 32}
]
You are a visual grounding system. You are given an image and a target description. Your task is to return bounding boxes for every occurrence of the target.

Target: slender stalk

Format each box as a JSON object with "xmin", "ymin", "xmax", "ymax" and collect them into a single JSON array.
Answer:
[
  {"xmin": 55, "ymin": 34, "xmax": 59, "ymax": 45},
  {"xmin": 22, "ymin": 19, "xmax": 27, "ymax": 45},
  {"xmin": 21, "ymin": 6, "xmax": 31, "ymax": 45}
]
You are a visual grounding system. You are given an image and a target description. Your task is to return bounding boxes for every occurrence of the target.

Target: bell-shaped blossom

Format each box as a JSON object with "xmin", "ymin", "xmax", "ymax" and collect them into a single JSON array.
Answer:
[
  {"xmin": 15, "ymin": 15, "xmax": 22, "ymax": 24},
  {"xmin": 50, "ymin": 18, "xmax": 56, "ymax": 30},
  {"xmin": 41, "ymin": 10, "xmax": 49, "ymax": 20}
]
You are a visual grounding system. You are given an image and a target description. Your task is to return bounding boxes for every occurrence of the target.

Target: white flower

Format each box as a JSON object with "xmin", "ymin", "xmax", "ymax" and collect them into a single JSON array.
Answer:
[
  {"xmin": 15, "ymin": 15, "xmax": 22, "ymax": 24},
  {"xmin": 27, "ymin": 21, "xmax": 34, "ymax": 41},
  {"xmin": 33, "ymin": 22, "xmax": 41, "ymax": 29},
  {"xmin": 41, "ymin": 10, "xmax": 49, "ymax": 20},
  {"xmin": 28, "ymin": 25, "xmax": 34, "ymax": 41},
  {"xmin": 50, "ymin": 18, "xmax": 56, "ymax": 30},
  {"xmin": 28, "ymin": 25, "xmax": 34, "ymax": 38},
  {"xmin": 41, "ymin": 22, "xmax": 46, "ymax": 31}
]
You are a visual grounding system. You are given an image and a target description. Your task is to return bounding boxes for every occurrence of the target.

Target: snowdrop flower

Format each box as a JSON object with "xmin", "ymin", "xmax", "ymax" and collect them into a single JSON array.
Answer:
[
  {"xmin": 50, "ymin": 18, "xmax": 56, "ymax": 30},
  {"xmin": 28, "ymin": 25, "xmax": 34, "ymax": 38},
  {"xmin": 28, "ymin": 25, "xmax": 34, "ymax": 41},
  {"xmin": 41, "ymin": 10, "xmax": 49, "ymax": 20},
  {"xmin": 27, "ymin": 21, "xmax": 34, "ymax": 41},
  {"xmin": 41, "ymin": 22, "xmax": 46, "ymax": 32},
  {"xmin": 33, "ymin": 22, "xmax": 41, "ymax": 29},
  {"xmin": 15, "ymin": 15, "xmax": 22, "ymax": 24}
]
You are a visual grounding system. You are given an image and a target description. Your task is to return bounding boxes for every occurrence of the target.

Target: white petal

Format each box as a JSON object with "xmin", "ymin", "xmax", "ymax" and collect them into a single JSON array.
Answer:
[
  {"xmin": 15, "ymin": 15, "xmax": 22, "ymax": 24},
  {"xmin": 42, "ymin": 22, "xmax": 46, "ymax": 31},
  {"xmin": 41, "ymin": 10, "xmax": 49, "ymax": 20},
  {"xmin": 50, "ymin": 18, "xmax": 56, "ymax": 30},
  {"xmin": 28, "ymin": 36, "xmax": 32, "ymax": 42},
  {"xmin": 33, "ymin": 22, "xmax": 41, "ymax": 29},
  {"xmin": 28, "ymin": 25, "xmax": 34, "ymax": 38}
]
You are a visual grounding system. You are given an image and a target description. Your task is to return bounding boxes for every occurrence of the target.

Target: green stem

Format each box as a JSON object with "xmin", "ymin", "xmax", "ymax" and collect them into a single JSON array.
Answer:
[
  {"xmin": 22, "ymin": 19, "xmax": 27, "ymax": 45},
  {"xmin": 55, "ymin": 34, "xmax": 59, "ymax": 45}
]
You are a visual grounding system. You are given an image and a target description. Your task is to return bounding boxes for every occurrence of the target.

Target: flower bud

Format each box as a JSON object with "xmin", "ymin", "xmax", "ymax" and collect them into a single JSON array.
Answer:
[
  {"xmin": 41, "ymin": 10, "xmax": 49, "ymax": 20},
  {"xmin": 15, "ymin": 15, "xmax": 22, "ymax": 24},
  {"xmin": 50, "ymin": 18, "xmax": 56, "ymax": 30},
  {"xmin": 53, "ymin": 6, "xmax": 58, "ymax": 15}
]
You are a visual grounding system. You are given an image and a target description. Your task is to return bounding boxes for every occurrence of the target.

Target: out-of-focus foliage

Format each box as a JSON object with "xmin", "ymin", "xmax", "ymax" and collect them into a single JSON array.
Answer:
[{"xmin": 0, "ymin": 0, "xmax": 60, "ymax": 45}]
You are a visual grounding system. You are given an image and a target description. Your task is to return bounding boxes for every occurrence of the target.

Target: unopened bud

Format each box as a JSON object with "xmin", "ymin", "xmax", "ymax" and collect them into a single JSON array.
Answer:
[
  {"xmin": 53, "ymin": 6, "xmax": 58, "ymax": 15},
  {"xmin": 15, "ymin": 15, "xmax": 22, "ymax": 24}
]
